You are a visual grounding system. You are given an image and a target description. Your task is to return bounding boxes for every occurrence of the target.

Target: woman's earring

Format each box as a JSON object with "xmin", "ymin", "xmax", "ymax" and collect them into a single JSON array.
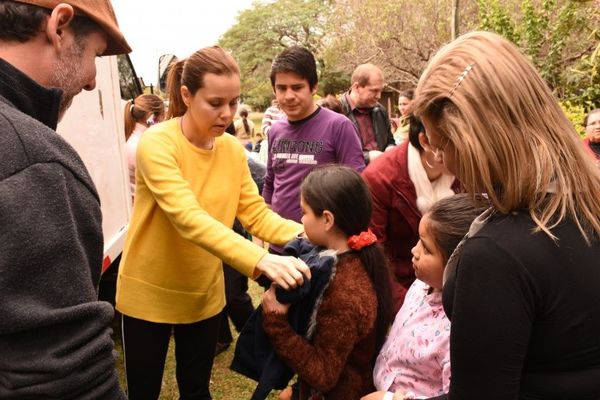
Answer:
[{"xmin": 424, "ymin": 157, "xmax": 435, "ymax": 169}]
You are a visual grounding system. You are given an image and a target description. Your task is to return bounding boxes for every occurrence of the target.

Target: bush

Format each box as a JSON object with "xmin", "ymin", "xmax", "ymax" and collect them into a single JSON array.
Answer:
[{"xmin": 560, "ymin": 100, "xmax": 587, "ymax": 137}]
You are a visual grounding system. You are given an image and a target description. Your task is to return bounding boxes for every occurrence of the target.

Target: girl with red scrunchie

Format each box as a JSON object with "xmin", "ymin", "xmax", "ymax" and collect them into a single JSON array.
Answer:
[{"xmin": 262, "ymin": 165, "xmax": 394, "ymax": 400}]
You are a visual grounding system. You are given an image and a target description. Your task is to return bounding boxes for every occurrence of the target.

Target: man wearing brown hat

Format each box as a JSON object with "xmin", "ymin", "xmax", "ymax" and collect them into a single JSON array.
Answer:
[{"xmin": 0, "ymin": 1, "xmax": 130, "ymax": 398}]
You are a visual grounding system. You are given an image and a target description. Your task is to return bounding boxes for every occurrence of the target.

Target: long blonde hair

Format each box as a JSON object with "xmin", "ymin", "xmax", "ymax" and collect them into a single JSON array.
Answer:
[{"xmin": 414, "ymin": 31, "xmax": 600, "ymax": 243}]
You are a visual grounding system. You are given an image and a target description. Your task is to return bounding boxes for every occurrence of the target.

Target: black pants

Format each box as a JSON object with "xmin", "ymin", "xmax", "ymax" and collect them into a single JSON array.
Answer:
[
  {"xmin": 217, "ymin": 263, "xmax": 255, "ymax": 344},
  {"xmin": 122, "ymin": 313, "xmax": 220, "ymax": 400}
]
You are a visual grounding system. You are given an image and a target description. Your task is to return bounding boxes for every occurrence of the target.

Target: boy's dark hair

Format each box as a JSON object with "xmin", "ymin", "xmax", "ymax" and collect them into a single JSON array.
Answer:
[
  {"xmin": 317, "ymin": 96, "xmax": 343, "ymax": 114},
  {"xmin": 408, "ymin": 114, "xmax": 425, "ymax": 151},
  {"xmin": 427, "ymin": 193, "xmax": 489, "ymax": 263},
  {"xmin": 301, "ymin": 165, "xmax": 393, "ymax": 355},
  {"xmin": 270, "ymin": 46, "xmax": 318, "ymax": 91},
  {"xmin": 400, "ymin": 88, "xmax": 415, "ymax": 100},
  {"xmin": 0, "ymin": 1, "xmax": 99, "ymax": 44}
]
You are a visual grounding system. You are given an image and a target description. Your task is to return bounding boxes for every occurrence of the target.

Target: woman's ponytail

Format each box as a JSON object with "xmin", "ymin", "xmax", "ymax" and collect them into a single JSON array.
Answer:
[
  {"xmin": 166, "ymin": 59, "xmax": 186, "ymax": 119},
  {"xmin": 124, "ymin": 100, "xmax": 135, "ymax": 140},
  {"xmin": 165, "ymin": 47, "xmax": 240, "ymax": 120}
]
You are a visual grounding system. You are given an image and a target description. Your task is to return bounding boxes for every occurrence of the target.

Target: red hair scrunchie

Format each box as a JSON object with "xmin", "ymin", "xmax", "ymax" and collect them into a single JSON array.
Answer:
[{"xmin": 347, "ymin": 229, "xmax": 377, "ymax": 250}]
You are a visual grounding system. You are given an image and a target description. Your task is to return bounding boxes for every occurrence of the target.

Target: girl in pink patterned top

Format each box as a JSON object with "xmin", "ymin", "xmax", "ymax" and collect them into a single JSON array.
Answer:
[{"xmin": 362, "ymin": 194, "xmax": 487, "ymax": 400}]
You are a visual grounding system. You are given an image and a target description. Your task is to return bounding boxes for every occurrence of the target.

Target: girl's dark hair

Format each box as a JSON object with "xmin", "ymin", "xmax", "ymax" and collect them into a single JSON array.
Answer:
[
  {"xmin": 239, "ymin": 108, "xmax": 250, "ymax": 135},
  {"xmin": 399, "ymin": 88, "xmax": 415, "ymax": 100},
  {"xmin": 317, "ymin": 95, "xmax": 343, "ymax": 114},
  {"xmin": 426, "ymin": 193, "xmax": 489, "ymax": 263},
  {"xmin": 124, "ymin": 94, "xmax": 165, "ymax": 140},
  {"xmin": 301, "ymin": 165, "xmax": 393, "ymax": 354},
  {"xmin": 270, "ymin": 46, "xmax": 318, "ymax": 91},
  {"xmin": 408, "ymin": 114, "xmax": 425, "ymax": 151},
  {"xmin": 166, "ymin": 46, "xmax": 240, "ymax": 119}
]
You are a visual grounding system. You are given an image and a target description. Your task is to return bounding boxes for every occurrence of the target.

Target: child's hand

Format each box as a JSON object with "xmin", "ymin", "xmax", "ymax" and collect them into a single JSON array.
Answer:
[
  {"xmin": 360, "ymin": 390, "xmax": 415, "ymax": 400},
  {"xmin": 393, "ymin": 390, "xmax": 415, "ymax": 400},
  {"xmin": 360, "ymin": 390, "xmax": 388, "ymax": 400},
  {"xmin": 262, "ymin": 284, "xmax": 291, "ymax": 315},
  {"xmin": 278, "ymin": 386, "xmax": 293, "ymax": 400}
]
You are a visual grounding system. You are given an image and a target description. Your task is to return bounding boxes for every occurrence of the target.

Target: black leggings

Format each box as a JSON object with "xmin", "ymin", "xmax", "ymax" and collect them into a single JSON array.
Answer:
[{"xmin": 121, "ymin": 313, "xmax": 221, "ymax": 400}]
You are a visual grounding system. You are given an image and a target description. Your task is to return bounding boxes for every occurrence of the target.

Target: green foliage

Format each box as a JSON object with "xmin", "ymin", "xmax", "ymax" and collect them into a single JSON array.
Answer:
[
  {"xmin": 478, "ymin": 0, "xmax": 520, "ymax": 43},
  {"xmin": 318, "ymin": 66, "xmax": 351, "ymax": 96},
  {"xmin": 565, "ymin": 40, "xmax": 600, "ymax": 111},
  {"xmin": 477, "ymin": 0, "xmax": 599, "ymax": 110},
  {"xmin": 521, "ymin": 0, "xmax": 551, "ymax": 61},
  {"xmin": 222, "ymin": 0, "xmax": 598, "ymax": 111},
  {"xmin": 541, "ymin": 1, "xmax": 578, "ymax": 90},
  {"xmin": 561, "ymin": 100, "xmax": 587, "ymax": 137},
  {"xmin": 323, "ymin": 0, "xmax": 480, "ymax": 88},
  {"xmin": 219, "ymin": 0, "xmax": 335, "ymax": 110}
]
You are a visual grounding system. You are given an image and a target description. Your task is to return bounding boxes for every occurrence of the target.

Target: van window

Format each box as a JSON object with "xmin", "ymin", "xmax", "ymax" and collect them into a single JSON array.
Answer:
[{"xmin": 117, "ymin": 54, "xmax": 143, "ymax": 100}]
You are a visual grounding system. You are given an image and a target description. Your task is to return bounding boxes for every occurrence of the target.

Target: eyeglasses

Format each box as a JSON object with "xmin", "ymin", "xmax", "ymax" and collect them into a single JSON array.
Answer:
[{"xmin": 587, "ymin": 120, "xmax": 600, "ymax": 128}]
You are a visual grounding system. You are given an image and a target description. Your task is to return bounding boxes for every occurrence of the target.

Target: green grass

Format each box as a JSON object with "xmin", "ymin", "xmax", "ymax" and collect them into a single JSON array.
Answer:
[{"xmin": 111, "ymin": 280, "xmax": 281, "ymax": 399}]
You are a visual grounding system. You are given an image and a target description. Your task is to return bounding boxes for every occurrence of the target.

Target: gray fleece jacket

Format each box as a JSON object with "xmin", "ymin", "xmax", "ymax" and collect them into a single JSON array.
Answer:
[{"xmin": 0, "ymin": 58, "xmax": 125, "ymax": 399}]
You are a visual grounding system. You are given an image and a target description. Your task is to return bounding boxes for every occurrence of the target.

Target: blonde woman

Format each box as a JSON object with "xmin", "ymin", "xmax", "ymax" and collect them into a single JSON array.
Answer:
[{"xmin": 403, "ymin": 31, "xmax": 600, "ymax": 399}]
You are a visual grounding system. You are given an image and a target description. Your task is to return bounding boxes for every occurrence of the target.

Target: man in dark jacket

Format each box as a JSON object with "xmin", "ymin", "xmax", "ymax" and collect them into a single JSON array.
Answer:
[
  {"xmin": 341, "ymin": 63, "xmax": 395, "ymax": 165},
  {"xmin": 0, "ymin": 1, "xmax": 131, "ymax": 398}
]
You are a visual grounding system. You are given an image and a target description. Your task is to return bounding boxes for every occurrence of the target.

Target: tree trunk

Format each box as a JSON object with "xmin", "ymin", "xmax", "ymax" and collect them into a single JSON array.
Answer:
[{"xmin": 451, "ymin": 0, "xmax": 460, "ymax": 40}]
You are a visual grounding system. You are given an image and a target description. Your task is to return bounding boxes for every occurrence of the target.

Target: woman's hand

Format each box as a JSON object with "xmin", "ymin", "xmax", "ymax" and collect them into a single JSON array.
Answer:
[
  {"xmin": 262, "ymin": 284, "xmax": 290, "ymax": 315},
  {"xmin": 255, "ymin": 253, "xmax": 310, "ymax": 290}
]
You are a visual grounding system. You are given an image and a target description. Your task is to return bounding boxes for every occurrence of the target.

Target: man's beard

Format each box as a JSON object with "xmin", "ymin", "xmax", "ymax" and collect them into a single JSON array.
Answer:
[{"xmin": 48, "ymin": 41, "xmax": 86, "ymax": 121}]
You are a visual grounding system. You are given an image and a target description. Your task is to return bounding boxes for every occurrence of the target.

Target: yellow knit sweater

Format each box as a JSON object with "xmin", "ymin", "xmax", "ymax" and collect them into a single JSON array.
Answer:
[{"xmin": 116, "ymin": 118, "xmax": 302, "ymax": 323}]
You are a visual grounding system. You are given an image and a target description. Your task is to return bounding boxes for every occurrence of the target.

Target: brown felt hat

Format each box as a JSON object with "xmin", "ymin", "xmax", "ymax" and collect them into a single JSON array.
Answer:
[{"xmin": 15, "ymin": 0, "xmax": 131, "ymax": 55}]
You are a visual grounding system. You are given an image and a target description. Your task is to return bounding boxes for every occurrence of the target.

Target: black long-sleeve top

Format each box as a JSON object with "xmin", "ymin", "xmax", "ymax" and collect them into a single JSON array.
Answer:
[{"xmin": 436, "ymin": 211, "xmax": 600, "ymax": 400}]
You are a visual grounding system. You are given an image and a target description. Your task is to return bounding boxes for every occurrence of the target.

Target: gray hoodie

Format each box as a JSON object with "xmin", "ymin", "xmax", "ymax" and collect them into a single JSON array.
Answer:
[{"xmin": 0, "ymin": 58, "xmax": 125, "ymax": 399}]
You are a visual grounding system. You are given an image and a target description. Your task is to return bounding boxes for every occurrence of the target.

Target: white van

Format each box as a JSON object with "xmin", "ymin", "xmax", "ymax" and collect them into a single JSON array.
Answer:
[{"xmin": 57, "ymin": 55, "xmax": 142, "ymax": 286}]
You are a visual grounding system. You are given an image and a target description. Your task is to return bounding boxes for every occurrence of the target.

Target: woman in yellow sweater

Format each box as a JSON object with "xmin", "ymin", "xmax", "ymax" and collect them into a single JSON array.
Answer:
[{"xmin": 115, "ymin": 46, "xmax": 309, "ymax": 400}]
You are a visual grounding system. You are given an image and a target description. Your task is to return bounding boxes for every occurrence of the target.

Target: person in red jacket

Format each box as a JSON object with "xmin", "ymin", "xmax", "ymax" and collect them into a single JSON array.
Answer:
[{"xmin": 362, "ymin": 115, "xmax": 459, "ymax": 311}]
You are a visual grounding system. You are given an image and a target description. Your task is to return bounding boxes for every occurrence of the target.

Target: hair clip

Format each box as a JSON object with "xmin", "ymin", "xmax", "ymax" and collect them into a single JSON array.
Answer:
[
  {"xmin": 130, "ymin": 102, "xmax": 135, "ymax": 115},
  {"xmin": 347, "ymin": 229, "xmax": 377, "ymax": 250},
  {"xmin": 449, "ymin": 63, "xmax": 475, "ymax": 97}
]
